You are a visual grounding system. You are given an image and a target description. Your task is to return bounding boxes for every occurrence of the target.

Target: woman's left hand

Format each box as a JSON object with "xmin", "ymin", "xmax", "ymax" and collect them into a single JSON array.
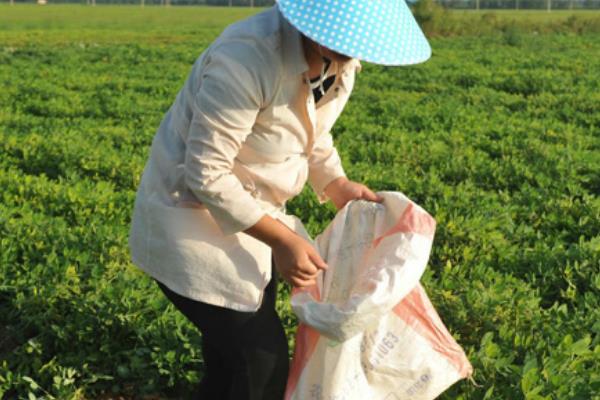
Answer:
[{"xmin": 324, "ymin": 177, "xmax": 383, "ymax": 211}]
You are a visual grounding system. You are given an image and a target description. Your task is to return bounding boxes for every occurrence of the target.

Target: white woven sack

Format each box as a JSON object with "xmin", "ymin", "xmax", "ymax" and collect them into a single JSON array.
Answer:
[{"xmin": 285, "ymin": 191, "xmax": 473, "ymax": 400}]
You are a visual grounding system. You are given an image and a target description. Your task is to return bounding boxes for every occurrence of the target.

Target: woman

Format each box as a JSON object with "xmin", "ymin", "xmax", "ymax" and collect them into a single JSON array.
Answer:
[{"xmin": 128, "ymin": 1, "xmax": 430, "ymax": 398}]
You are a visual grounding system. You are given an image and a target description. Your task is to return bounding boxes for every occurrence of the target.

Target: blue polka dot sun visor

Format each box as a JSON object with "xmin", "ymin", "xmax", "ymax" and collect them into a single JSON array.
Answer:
[{"xmin": 277, "ymin": 0, "xmax": 432, "ymax": 66}]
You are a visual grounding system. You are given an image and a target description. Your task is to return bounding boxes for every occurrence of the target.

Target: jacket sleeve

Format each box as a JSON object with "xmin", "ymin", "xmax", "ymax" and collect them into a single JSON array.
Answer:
[
  {"xmin": 184, "ymin": 41, "xmax": 272, "ymax": 236},
  {"xmin": 307, "ymin": 131, "xmax": 347, "ymax": 204}
]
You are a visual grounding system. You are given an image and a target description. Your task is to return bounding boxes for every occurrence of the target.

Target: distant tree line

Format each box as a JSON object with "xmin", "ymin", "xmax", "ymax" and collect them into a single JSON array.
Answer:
[
  {"xmin": 8, "ymin": 0, "xmax": 599, "ymax": 9},
  {"xmin": 439, "ymin": 0, "xmax": 599, "ymax": 9},
  {"xmin": 8, "ymin": 0, "xmax": 277, "ymax": 4}
]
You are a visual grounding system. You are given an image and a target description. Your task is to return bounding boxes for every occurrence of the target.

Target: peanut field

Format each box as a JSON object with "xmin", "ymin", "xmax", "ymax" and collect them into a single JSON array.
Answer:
[{"xmin": 1, "ymin": 5, "xmax": 599, "ymax": 399}]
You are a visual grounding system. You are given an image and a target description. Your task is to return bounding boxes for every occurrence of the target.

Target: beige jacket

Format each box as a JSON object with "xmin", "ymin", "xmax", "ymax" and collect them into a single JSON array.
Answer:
[{"xmin": 128, "ymin": 6, "xmax": 361, "ymax": 311}]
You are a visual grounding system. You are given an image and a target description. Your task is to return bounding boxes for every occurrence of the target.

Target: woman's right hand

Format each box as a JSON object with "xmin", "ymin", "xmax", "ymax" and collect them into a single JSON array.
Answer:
[
  {"xmin": 271, "ymin": 234, "xmax": 328, "ymax": 288},
  {"xmin": 244, "ymin": 214, "xmax": 327, "ymax": 288}
]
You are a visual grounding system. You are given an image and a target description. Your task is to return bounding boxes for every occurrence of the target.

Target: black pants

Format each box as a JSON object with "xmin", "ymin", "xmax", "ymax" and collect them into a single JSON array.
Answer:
[{"xmin": 154, "ymin": 264, "xmax": 289, "ymax": 400}]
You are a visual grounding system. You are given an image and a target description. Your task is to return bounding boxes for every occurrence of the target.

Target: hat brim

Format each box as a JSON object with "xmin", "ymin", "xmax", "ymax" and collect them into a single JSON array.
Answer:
[{"xmin": 277, "ymin": 0, "xmax": 431, "ymax": 66}]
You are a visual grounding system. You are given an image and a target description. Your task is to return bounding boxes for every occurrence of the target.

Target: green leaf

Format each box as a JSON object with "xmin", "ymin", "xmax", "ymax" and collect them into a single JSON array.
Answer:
[
  {"xmin": 165, "ymin": 350, "xmax": 176, "ymax": 363},
  {"xmin": 570, "ymin": 336, "xmax": 591, "ymax": 356},
  {"xmin": 521, "ymin": 367, "xmax": 539, "ymax": 394},
  {"xmin": 22, "ymin": 376, "xmax": 39, "ymax": 390}
]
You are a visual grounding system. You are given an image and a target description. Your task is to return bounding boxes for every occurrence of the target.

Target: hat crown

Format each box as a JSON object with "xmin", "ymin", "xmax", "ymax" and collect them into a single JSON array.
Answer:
[{"xmin": 277, "ymin": 0, "xmax": 431, "ymax": 66}]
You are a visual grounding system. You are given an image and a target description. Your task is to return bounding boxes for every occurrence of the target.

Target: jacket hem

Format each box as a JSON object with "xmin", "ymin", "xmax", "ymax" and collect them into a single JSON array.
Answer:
[{"xmin": 130, "ymin": 254, "xmax": 266, "ymax": 313}]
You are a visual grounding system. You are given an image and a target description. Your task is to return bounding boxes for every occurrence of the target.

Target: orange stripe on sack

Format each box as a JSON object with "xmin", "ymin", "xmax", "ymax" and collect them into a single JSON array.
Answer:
[
  {"xmin": 373, "ymin": 200, "xmax": 471, "ymax": 376},
  {"xmin": 373, "ymin": 202, "xmax": 436, "ymax": 248},
  {"xmin": 284, "ymin": 323, "xmax": 321, "ymax": 399},
  {"xmin": 285, "ymin": 284, "xmax": 322, "ymax": 399},
  {"xmin": 392, "ymin": 284, "xmax": 473, "ymax": 378}
]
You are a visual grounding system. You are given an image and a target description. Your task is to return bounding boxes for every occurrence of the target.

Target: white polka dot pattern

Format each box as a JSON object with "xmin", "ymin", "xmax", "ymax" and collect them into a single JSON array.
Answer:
[{"xmin": 276, "ymin": 0, "xmax": 431, "ymax": 66}]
